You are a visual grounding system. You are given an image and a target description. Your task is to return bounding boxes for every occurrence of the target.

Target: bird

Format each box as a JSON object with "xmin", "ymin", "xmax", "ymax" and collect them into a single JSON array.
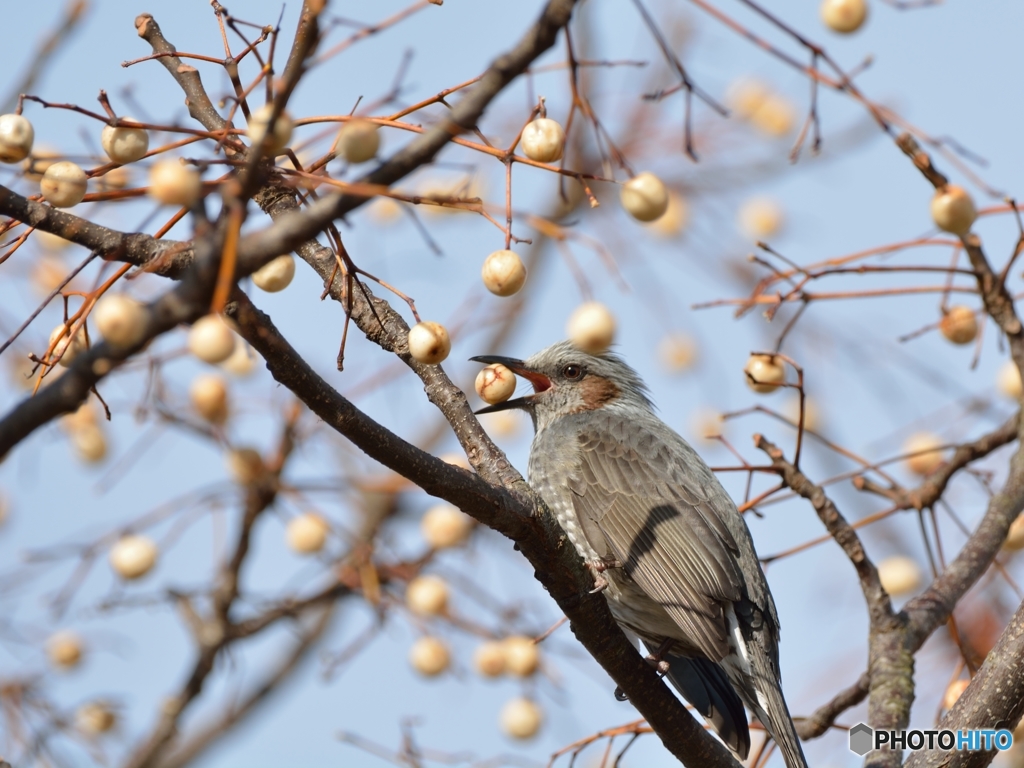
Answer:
[{"xmin": 471, "ymin": 341, "xmax": 808, "ymax": 768}]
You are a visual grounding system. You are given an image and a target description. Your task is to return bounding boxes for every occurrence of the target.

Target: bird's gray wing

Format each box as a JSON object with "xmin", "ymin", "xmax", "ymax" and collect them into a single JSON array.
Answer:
[{"xmin": 567, "ymin": 425, "xmax": 746, "ymax": 662}]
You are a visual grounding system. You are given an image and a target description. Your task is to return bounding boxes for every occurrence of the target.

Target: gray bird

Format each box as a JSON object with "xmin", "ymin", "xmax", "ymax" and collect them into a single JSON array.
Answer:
[{"xmin": 472, "ymin": 341, "xmax": 808, "ymax": 768}]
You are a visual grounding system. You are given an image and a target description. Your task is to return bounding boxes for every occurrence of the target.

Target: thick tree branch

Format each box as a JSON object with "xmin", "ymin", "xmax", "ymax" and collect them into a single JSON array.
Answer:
[
  {"xmin": 903, "ymin": 419, "xmax": 1024, "ymax": 649},
  {"xmin": 756, "ymin": 435, "xmax": 909, "ymax": 768},
  {"xmin": 134, "ymin": 14, "xmax": 230, "ymax": 132},
  {"xmin": 226, "ymin": 295, "xmax": 741, "ymax": 768},
  {"xmin": 756, "ymin": 434, "xmax": 894, "ymax": 629},
  {"xmin": 0, "ymin": 184, "xmax": 191, "ymax": 277},
  {"xmin": 904, "ymin": 597, "xmax": 1024, "ymax": 768}
]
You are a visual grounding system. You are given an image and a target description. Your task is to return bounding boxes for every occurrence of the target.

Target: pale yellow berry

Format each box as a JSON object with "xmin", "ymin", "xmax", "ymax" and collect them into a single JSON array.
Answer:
[
  {"xmin": 620, "ymin": 172, "xmax": 669, "ymax": 222},
  {"xmin": 226, "ymin": 447, "xmax": 264, "ymax": 485},
  {"xmin": 738, "ymin": 197, "xmax": 784, "ymax": 239},
  {"xmin": 726, "ymin": 78, "xmax": 770, "ymax": 120},
  {"xmin": 339, "ymin": 119, "xmax": 380, "ymax": 163},
  {"xmin": 368, "ymin": 196, "xmax": 403, "ymax": 223},
  {"xmin": 473, "ymin": 641, "xmax": 506, "ymax": 677},
  {"xmin": 784, "ymin": 396, "xmax": 822, "ymax": 432},
  {"xmin": 658, "ymin": 332, "xmax": 697, "ymax": 372},
  {"xmin": 72, "ymin": 425, "xmax": 107, "ymax": 464},
  {"xmin": 998, "ymin": 361, "xmax": 1023, "ymax": 399},
  {"xmin": 0, "ymin": 114, "xmax": 34, "ymax": 163},
  {"xmin": 821, "ymin": 0, "xmax": 868, "ymax": 33},
  {"xmin": 31, "ymin": 256, "xmax": 67, "ymax": 296},
  {"xmin": 247, "ymin": 104, "xmax": 293, "ymax": 155},
  {"xmin": 939, "ymin": 305, "xmax": 978, "ymax": 345},
  {"xmin": 188, "ymin": 315, "xmax": 236, "ymax": 364},
  {"xmin": 943, "ymin": 679, "xmax": 969, "ymax": 711},
  {"xmin": 931, "ymin": 185, "xmax": 977, "ymax": 236},
  {"xmin": 878, "ymin": 555, "xmax": 921, "ymax": 596},
  {"xmin": 520, "ymin": 117, "xmax": 565, "ymax": 163},
  {"xmin": 101, "ymin": 119, "xmax": 149, "ymax": 164},
  {"xmin": 148, "ymin": 159, "xmax": 202, "ymax": 207},
  {"xmin": 8, "ymin": 354, "xmax": 36, "ymax": 391},
  {"xmin": 94, "ymin": 294, "xmax": 147, "ymax": 349},
  {"xmin": 500, "ymin": 697, "xmax": 543, "ymax": 739},
  {"xmin": 751, "ymin": 95, "xmax": 795, "ymax": 137},
  {"xmin": 648, "ymin": 192, "xmax": 689, "ymax": 237},
  {"xmin": 286, "ymin": 513, "xmax": 330, "ymax": 554},
  {"xmin": 76, "ymin": 702, "xmax": 116, "ymax": 736},
  {"xmin": 409, "ymin": 636, "xmax": 449, "ymax": 676},
  {"xmin": 567, "ymin": 302, "xmax": 615, "ymax": 354},
  {"xmin": 61, "ymin": 402, "xmax": 96, "ymax": 433},
  {"xmin": 903, "ymin": 432, "xmax": 945, "ymax": 476},
  {"xmin": 41, "ymin": 161, "xmax": 88, "ymax": 208},
  {"xmin": 690, "ymin": 407, "xmax": 724, "ymax": 444},
  {"xmin": 421, "ymin": 504, "xmax": 473, "ymax": 549},
  {"xmin": 408, "ymin": 321, "xmax": 451, "ymax": 365},
  {"xmin": 475, "ymin": 363, "xmax": 517, "ymax": 405},
  {"xmin": 502, "ymin": 635, "xmax": 540, "ymax": 677},
  {"xmin": 406, "ymin": 574, "xmax": 449, "ymax": 616},
  {"xmin": 109, "ymin": 535, "xmax": 158, "ymax": 580},
  {"xmin": 553, "ymin": 177, "xmax": 585, "ymax": 218},
  {"xmin": 481, "ymin": 250, "xmax": 527, "ymax": 297},
  {"xmin": 251, "ymin": 254, "xmax": 296, "ymax": 292},
  {"xmin": 744, "ymin": 354, "xmax": 785, "ymax": 394},
  {"xmin": 440, "ymin": 452, "xmax": 470, "ymax": 470},
  {"xmin": 479, "ymin": 410, "xmax": 521, "ymax": 438},
  {"xmin": 190, "ymin": 374, "xmax": 229, "ymax": 424},
  {"xmin": 35, "ymin": 229, "xmax": 70, "ymax": 251},
  {"xmin": 1004, "ymin": 514, "xmax": 1024, "ymax": 551},
  {"xmin": 98, "ymin": 165, "xmax": 132, "ymax": 191},
  {"xmin": 22, "ymin": 144, "xmax": 60, "ymax": 181},
  {"xmin": 220, "ymin": 342, "xmax": 258, "ymax": 376},
  {"xmin": 49, "ymin": 323, "xmax": 86, "ymax": 367},
  {"xmin": 47, "ymin": 630, "xmax": 84, "ymax": 669}
]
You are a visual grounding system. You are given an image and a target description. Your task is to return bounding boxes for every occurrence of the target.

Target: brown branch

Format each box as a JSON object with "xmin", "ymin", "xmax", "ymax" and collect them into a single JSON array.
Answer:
[
  {"xmin": 755, "ymin": 435, "xmax": 909, "ymax": 768},
  {"xmin": 122, "ymin": 410, "xmax": 296, "ymax": 768},
  {"xmin": 154, "ymin": 606, "xmax": 335, "ymax": 768},
  {"xmin": 896, "ymin": 133, "xmax": 1024, "ymax": 367},
  {"xmin": 755, "ymin": 434, "xmax": 894, "ymax": 628},
  {"xmin": 1, "ymin": 0, "xmax": 88, "ymax": 113},
  {"xmin": 134, "ymin": 14, "xmax": 231, "ymax": 133},
  {"xmin": 0, "ymin": 184, "xmax": 191, "ymax": 278},
  {"xmin": 795, "ymin": 673, "xmax": 870, "ymax": 741},
  {"xmin": 904, "ymin": 597, "xmax": 1024, "ymax": 768},
  {"xmin": 225, "ymin": 295, "xmax": 741, "ymax": 768},
  {"xmin": 853, "ymin": 415, "xmax": 1019, "ymax": 512},
  {"xmin": 903, "ymin": 416, "xmax": 1024, "ymax": 649}
]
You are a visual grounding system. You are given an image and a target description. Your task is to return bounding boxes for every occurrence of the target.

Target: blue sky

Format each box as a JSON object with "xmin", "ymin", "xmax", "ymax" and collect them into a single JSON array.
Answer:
[{"xmin": 2, "ymin": 1, "xmax": 1023, "ymax": 767}]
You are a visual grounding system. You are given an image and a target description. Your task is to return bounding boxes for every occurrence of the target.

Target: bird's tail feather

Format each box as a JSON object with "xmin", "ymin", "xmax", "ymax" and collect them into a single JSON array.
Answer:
[
  {"xmin": 742, "ymin": 641, "xmax": 809, "ymax": 768},
  {"xmin": 644, "ymin": 642, "xmax": 751, "ymax": 760}
]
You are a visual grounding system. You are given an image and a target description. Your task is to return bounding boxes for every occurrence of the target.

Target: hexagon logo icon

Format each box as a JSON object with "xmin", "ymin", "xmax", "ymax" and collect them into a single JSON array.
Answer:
[{"xmin": 850, "ymin": 722, "xmax": 873, "ymax": 756}]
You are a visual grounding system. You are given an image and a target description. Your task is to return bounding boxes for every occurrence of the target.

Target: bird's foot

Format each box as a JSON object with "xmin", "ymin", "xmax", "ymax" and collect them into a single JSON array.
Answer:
[
  {"xmin": 585, "ymin": 557, "xmax": 622, "ymax": 594},
  {"xmin": 644, "ymin": 638, "xmax": 674, "ymax": 674}
]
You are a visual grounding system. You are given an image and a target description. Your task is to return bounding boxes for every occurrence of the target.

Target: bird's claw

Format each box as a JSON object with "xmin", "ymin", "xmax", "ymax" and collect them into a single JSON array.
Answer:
[
  {"xmin": 644, "ymin": 638, "xmax": 674, "ymax": 675},
  {"xmin": 586, "ymin": 557, "xmax": 622, "ymax": 593}
]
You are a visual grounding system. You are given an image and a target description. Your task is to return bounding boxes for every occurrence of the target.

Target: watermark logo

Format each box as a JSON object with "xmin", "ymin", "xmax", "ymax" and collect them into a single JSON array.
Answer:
[{"xmin": 849, "ymin": 723, "xmax": 1013, "ymax": 756}]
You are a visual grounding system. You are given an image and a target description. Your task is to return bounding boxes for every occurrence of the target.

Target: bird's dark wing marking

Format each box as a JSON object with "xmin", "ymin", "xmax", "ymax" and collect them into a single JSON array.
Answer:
[{"xmin": 568, "ymin": 430, "xmax": 746, "ymax": 662}]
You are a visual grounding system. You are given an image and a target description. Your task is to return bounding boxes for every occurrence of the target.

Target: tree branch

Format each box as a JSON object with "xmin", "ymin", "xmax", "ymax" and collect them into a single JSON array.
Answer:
[
  {"xmin": 904, "ymin": 597, "xmax": 1024, "ymax": 768},
  {"xmin": 226, "ymin": 294, "xmax": 742, "ymax": 767}
]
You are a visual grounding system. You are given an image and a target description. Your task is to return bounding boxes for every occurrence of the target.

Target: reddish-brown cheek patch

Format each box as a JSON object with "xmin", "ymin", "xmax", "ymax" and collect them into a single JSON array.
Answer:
[{"xmin": 576, "ymin": 376, "xmax": 620, "ymax": 411}]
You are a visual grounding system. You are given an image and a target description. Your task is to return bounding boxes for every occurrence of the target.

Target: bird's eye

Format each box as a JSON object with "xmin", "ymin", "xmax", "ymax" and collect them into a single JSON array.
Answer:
[{"xmin": 562, "ymin": 364, "xmax": 584, "ymax": 380}]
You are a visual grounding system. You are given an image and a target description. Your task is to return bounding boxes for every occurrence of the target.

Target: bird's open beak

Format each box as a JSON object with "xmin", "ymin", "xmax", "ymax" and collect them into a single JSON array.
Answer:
[{"xmin": 469, "ymin": 355, "xmax": 551, "ymax": 414}]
